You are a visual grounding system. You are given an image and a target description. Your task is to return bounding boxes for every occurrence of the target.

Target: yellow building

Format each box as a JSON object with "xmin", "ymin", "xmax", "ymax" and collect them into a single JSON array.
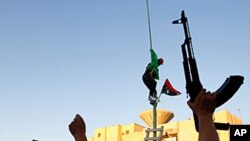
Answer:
[{"xmin": 87, "ymin": 110, "xmax": 241, "ymax": 141}]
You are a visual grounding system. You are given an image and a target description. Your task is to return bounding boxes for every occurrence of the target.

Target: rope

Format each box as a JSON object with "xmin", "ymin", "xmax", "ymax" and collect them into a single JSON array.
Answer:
[{"xmin": 146, "ymin": 0, "xmax": 153, "ymax": 49}]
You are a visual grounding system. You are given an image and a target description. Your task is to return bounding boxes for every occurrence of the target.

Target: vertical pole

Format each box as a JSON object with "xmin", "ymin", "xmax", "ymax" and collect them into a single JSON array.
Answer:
[
  {"xmin": 146, "ymin": 0, "xmax": 153, "ymax": 50},
  {"xmin": 146, "ymin": 2, "xmax": 157, "ymax": 139},
  {"xmin": 153, "ymin": 93, "xmax": 157, "ymax": 141}
]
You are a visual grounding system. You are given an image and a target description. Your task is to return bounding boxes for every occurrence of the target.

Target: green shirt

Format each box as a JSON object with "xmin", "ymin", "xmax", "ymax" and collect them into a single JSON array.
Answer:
[{"xmin": 146, "ymin": 49, "xmax": 160, "ymax": 80}]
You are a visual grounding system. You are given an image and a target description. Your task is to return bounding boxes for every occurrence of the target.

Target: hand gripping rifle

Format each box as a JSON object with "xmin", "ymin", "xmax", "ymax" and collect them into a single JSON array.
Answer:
[{"xmin": 172, "ymin": 10, "xmax": 244, "ymax": 132}]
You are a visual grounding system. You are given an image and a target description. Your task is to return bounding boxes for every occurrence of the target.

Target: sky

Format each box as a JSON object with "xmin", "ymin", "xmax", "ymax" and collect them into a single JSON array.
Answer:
[{"xmin": 0, "ymin": 0, "xmax": 249, "ymax": 141}]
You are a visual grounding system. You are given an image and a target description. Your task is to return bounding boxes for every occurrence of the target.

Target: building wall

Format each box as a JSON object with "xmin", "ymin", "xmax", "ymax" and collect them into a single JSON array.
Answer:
[
  {"xmin": 92, "ymin": 126, "xmax": 107, "ymax": 141},
  {"xmin": 121, "ymin": 123, "xmax": 144, "ymax": 141},
  {"xmin": 106, "ymin": 125, "xmax": 122, "ymax": 141},
  {"xmin": 87, "ymin": 110, "xmax": 241, "ymax": 141}
]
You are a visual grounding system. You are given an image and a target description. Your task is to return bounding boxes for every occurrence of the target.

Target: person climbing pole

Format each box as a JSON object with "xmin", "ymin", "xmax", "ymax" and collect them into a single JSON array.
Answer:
[{"xmin": 142, "ymin": 48, "xmax": 164, "ymax": 102}]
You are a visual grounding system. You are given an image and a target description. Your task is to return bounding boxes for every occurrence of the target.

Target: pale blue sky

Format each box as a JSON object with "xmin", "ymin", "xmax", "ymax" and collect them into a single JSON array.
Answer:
[{"xmin": 0, "ymin": 0, "xmax": 250, "ymax": 141}]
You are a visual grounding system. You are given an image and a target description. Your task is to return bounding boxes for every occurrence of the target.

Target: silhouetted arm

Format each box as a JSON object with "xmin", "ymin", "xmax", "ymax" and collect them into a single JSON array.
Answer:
[
  {"xmin": 187, "ymin": 89, "xmax": 219, "ymax": 141},
  {"xmin": 69, "ymin": 114, "xmax": 87, "ymax": 141}
]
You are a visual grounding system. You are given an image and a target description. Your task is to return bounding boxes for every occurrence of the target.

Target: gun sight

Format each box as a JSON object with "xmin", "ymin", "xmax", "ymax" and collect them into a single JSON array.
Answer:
[
  {"xmin": 172, "ymin": 10, "xmax": 186, "ymax": 24},
  {"xmin": 172, "ymin": 19, "xmax": 181, "ymax": 24}
]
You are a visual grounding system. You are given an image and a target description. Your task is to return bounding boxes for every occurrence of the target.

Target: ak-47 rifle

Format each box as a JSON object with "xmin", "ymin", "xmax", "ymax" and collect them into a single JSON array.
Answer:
[{"xmin": 172, "ymin": 10, "xmax": 244, "ymax": 132}]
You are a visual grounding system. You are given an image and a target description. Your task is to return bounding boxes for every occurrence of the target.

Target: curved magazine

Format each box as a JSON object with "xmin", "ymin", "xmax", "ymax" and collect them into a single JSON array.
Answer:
[{"xmin": 215, "ymin": 75, "xmax": 244, "ymax": 108}]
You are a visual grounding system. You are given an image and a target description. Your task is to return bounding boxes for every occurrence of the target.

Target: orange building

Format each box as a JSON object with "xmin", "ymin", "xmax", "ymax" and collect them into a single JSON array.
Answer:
[{"xmin": 87, "ymin": 110, "xmax": 241, "ymax": 141}]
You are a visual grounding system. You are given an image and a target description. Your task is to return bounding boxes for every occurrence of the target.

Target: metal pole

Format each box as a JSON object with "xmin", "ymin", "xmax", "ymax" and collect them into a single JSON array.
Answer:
[
  {"xmin": 153, "ymin": 93, "xmax": 157, "ymax": 141},
  {"xmin": 146, "ymin": 0, "xmax": 153, "ymax": 49}
]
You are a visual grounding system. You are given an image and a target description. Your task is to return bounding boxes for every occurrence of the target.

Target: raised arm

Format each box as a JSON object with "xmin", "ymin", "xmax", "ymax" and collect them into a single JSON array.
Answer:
[
  {"xmin": 187, "ymin": 89, "xmax": 219, "ymax": 141},
  {"xmin": 150, "ymin": 49, "xmax": 158, "ymax": 67},
  {"xmin": 69, "ymin": 114, "xmax": 87, "ymax": 141}
]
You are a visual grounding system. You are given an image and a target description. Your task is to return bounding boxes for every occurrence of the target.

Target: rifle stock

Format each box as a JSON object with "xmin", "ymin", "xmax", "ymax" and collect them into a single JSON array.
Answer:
[{"xmin": 173, "ymin": 10, "xmax": 244, "ymax": 132}]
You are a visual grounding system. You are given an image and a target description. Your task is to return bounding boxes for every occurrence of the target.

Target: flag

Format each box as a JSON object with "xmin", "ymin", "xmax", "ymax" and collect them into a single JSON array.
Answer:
[{"xmin": 161, "ymin": 79, "xmax": 181, "ymax": 96}]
